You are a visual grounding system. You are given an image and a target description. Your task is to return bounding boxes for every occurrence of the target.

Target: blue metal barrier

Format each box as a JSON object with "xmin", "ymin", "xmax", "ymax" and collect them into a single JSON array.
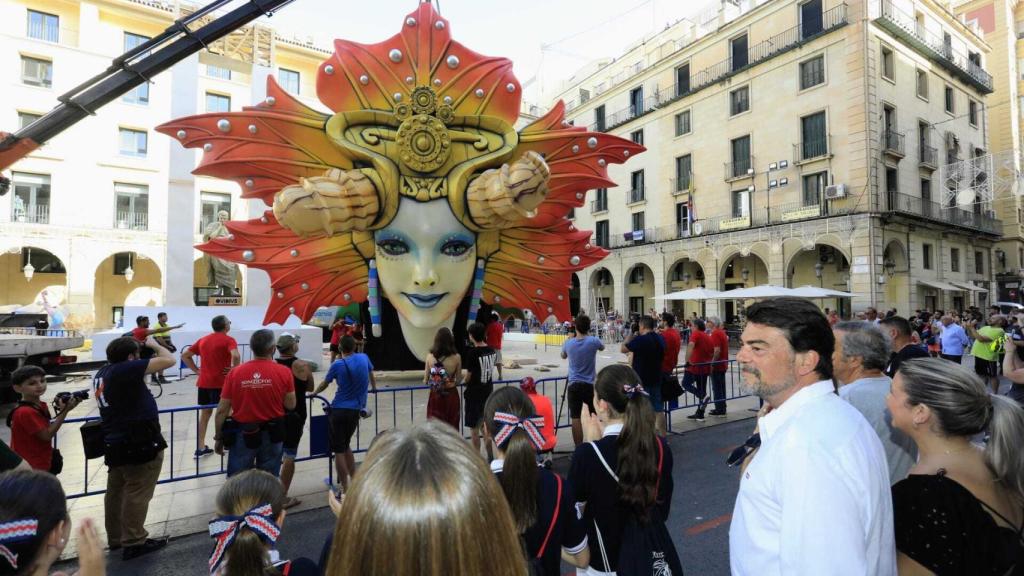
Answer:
[{"xmin": 54, "ymin": 362, "xmax": 751, "ymax": 499}]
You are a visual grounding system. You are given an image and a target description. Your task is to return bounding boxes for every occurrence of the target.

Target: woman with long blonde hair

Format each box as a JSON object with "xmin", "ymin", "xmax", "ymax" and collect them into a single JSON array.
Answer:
[{"xmin": 326, "ymin": 420, "xmax": 526, "ymax": 575}]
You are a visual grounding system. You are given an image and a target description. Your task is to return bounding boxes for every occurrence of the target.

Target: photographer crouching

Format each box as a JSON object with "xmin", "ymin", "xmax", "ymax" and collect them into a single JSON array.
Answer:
[
  {"xmin": 92, "ymin": 335, "xmax": 175, "ymax": 560},
  {"xmin": 213, "ymin": 329, "xmax": 296, "ymax": 477}
]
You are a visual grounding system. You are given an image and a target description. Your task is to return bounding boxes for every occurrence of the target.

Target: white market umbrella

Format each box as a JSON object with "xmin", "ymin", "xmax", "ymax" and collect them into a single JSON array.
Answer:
[
  {"xmin": 788, "ymin": 285, "xmax": 855, "ymax": 298},
  {"xmin": 709, "ymin": 285, "xmax": 795, "ymax": 299},
  {"xmin": 652, "ymin": 287, "xmax": 723, "ymax": 301}
]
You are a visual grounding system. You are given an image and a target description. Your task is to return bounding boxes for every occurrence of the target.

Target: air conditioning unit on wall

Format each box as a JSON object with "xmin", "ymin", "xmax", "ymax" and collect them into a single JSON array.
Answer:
[{"xmin": 824, "ymin": 183, "xmax": 847, "ymax": 200}]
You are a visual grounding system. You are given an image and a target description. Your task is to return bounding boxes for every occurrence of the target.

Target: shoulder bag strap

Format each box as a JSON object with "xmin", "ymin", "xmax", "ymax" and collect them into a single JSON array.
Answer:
[
  {"xmin": 536, "ymin": 473, "xmax": 562, "ymax": 558},
  {"xmin": 589, "ymin": 441, "xmax": 618, "ymax": 482},
  {"xmin": 654, "ymin": 437, "xmax": 664, "ymax": 498}
]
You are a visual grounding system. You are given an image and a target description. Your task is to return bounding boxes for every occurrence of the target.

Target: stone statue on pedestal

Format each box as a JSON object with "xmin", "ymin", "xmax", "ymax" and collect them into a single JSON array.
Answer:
[{"xmin": 202, "ymin": 211, "xmax": 238, "ymax": 296}]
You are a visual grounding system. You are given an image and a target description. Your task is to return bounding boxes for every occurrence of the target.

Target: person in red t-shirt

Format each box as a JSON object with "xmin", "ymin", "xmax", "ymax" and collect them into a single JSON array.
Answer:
[
  {"xmin": 519, "ymin": 377, "xmax": 556, "ymax": 459},
  {"xmin": 681, "ymin": 318, "xmax": 715, "ymax": 422},
  {"xmin": 182, "ymin": 315, "xmax": 239, "ymax": 457},
  {"xmin": 214, "ymin": 329, "xmax": 296, "ymax": 477},
  {"xmin": 707, "ymin": 316, "xmax": 731, "ymax": 416},
  {"xmin": 7, "ymin": 365, "xmax": 80, "ymax": 473},
  {"xmin": 329, "ymin": 317, "xmax": 351, "ymax": 362},
  {"xmin": 485, "ymin": 312, "xmax": 505, "ymax": 380},
  {"xmin": 657, "ymin": 313, "xmax": 683, "ymax": 436},
  {"xmin": 130, "ymin": 315, "xmax": 184, "ymax": 383}
]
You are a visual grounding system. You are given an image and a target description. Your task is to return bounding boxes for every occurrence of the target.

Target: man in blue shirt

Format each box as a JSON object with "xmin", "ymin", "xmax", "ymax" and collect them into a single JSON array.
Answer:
[
  {"xmin": 314, "ymin": 335, "xmax": 376, "ymax": 489},
  {"xmin": 561, "ymin": 314, "xmax": 605, "ymax": 446},
  {"xmin": 622, "ymin": 315, "xmax": 665, "ymax": 406},
  {"xmin": 938, "ymin": 315, "xmax": 970, "ymax": 363}
]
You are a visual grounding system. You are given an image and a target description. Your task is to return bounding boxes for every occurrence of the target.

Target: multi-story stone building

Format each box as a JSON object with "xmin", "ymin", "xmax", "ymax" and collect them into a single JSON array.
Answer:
[
  {"xmin": 551, "ymin": 0, "xmax": 999, "ymax": 322},
  {"xmin": 0, "ymin": 0, "xmax": 327, "ymax": 330},
  {"xmin": 955, "ymin": 0, "xmax": 1024, "ymax": 304}
]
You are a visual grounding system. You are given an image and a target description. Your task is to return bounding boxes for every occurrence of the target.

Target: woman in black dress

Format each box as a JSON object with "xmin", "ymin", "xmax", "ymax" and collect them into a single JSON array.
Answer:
[{"xmin": 887, "ymin": 358, "xmax": 1024, "ymax": 575}]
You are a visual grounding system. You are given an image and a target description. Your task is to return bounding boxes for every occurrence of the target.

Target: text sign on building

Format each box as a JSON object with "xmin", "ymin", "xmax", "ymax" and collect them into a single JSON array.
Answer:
[
  {"xmin": 781, "ymin": 206, "xmax": 821, "ymax": 222},
  {"xmin": 720, "ymin": 215, "xmax": 751, "ymax": 231},
  {"xmin": 208, "ymin": 296, "xmax": 242, "ymax": 306}
]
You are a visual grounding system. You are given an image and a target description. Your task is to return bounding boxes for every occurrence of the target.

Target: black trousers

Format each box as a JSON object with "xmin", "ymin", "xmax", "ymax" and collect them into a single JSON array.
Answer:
[
  {"xmin": 710, "ymin": 371, "xmax": 727, "ymax": 412},
  {"xmin": 940, "ymin": 353, "xmax": 963, "ymax": 364}
]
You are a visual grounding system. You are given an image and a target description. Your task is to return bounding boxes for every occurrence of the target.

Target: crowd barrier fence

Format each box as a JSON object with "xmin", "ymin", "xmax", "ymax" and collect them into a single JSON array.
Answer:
[{"xmin": 54, "ymin": 360, "xmax": 750, "ymax": 499}]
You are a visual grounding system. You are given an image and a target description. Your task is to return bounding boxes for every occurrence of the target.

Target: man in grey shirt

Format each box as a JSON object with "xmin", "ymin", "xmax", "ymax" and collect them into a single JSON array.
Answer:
[{"xmin": 833, "ymin": 321, "xmax": 917, "ymax": 484}]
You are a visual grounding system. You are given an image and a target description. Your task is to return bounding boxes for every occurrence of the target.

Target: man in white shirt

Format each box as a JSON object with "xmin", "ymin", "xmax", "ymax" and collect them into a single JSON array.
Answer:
[
  {"xmin": 833, "ymin": 321, "xmax": 917, "ymax": 485},
  {"xmin": 729, "ymin": 297, "xmax": 895, "ymax": 576}
]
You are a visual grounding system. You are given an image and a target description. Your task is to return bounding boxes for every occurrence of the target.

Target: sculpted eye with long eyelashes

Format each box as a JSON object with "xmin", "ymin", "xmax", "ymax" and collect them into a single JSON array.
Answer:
[
  {"xmin": 376, "ymin": 237, "xmax": 410, "ymax": 256},
  {"xmin": 440, "ymin": 238, "xmax": 473, "ymax": 257}
]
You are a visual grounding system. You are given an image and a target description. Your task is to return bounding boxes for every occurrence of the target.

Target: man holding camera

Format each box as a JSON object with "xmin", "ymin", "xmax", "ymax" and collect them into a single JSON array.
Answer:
[
  {"xmin": 93, "ymin": 335, "xmax": 175, "ymax": 560},
  {"xmin": 213, "ymin": 330, "xmax": 296, "ymax": 477}
]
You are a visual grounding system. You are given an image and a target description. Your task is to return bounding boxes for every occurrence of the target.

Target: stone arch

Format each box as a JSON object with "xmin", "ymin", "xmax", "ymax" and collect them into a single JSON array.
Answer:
[
  {"xmin": 786, "ymin": 242, "xmax": 853, "ymax": 318},
  {"xmin": 0, "ymin": 246, "xmax": 69, "ymax": 319},
  {"xmin": 569, "ymin": 272, "xmax": 581, "ymax": 317},
  {"xmin": 589, "ymin": 267, "xmax": 614, "ymax": 318},
  {"xmin": 883, "ymin": 238, "xmax": 912, "ymax": 314},
  {"xmin": 718, "ymin": 251, "xmax": 771, "ymax": 325},
  {"xmin": 93, "ymin": 251, "xmax": 163, "ymax": 330},
  {"xmin": 623, "ymin": 262, "xmax": 655, "ymax": 316},
  {"xmin": 665, "ymin": 257, "xmax": 707, "ymax": 319}
]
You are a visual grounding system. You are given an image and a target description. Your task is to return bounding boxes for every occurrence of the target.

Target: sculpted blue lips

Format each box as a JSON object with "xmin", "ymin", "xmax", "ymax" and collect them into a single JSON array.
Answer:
[{"xmin": 403, "ymin": 293, "xmax": 447, "ymax": 308}]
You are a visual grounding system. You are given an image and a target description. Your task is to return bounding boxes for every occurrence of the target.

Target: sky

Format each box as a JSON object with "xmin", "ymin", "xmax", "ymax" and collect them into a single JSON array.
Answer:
[{"xmin": 264, "ymin": 0, "xmax": 703, "ymax": 103}]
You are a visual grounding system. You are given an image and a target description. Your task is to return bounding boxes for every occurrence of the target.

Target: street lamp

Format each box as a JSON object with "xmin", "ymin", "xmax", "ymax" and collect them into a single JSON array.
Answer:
[
  {"xmin": 883, "ymin": 258, "xmax": 896, "ymax": 278},
  {"xmin": 124, "ymin": 252, "xmax": 135, "ymax": 283},
  {"xmin": 22, "ymin": 248, "xmax": 34, "ymax": 281},
  {"xmin": 741, "ymin": 267, "xmax": 750, "ymax": 282},
  {"xmin": 814, "ymin": 261, "xmax": 824, "ymax": 287}
]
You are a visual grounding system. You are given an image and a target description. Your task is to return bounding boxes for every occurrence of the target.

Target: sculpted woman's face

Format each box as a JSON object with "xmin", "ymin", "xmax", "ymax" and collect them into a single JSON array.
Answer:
[{"xmin": 374, "ymin": 198, "xmax": 477, "ymax": 329}]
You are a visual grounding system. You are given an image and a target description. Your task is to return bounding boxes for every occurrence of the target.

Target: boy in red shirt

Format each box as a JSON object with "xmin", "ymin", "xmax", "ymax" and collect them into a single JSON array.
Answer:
[
  {"xmin": 213, "ymin": 329, "xmax": 296, "ymax": 477},
  {"xmin": 181, "ymin": 315, "xmax": 239, "ymax": 457},
  {"xmin": 7, "ymin": 365, "xmax": 80, "ymax": 473}
]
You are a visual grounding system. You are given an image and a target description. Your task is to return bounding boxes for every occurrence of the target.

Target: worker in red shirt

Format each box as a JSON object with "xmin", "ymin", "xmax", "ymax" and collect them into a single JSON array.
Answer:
[
  {"xmin": 486, "ymin": 312, "xmax": 505, "ymax": 380},
  {"xmin": 214, "ymin": 329, "xmax": 296, "ymax": 477},
  {"xmin": 681, "ymin": 318, "xmax": 715, "ymax": 422},
  {"xmin": 329, "ymin": 316, "xmax": 351, "ymax": 363},
  {"xmin": 181, "ymin": 315, "xmax": 239, "ymax": 458},
  {"xmin": 519, "ymin": 377, "xmax": 556, "ymax": 464},
  {"xmin": 7, "ymin": 365, "xmax": 80, "ymax": 473},
  {"xmin": 657, "ymin": 313, "xmax": 683, "ymax": 436},
  {"xmin": 129, "ymin": 315, "xmax": 183, "ymax": 383},
  {"xmin": 706, "ymin": 316, "xmax": 731, "ymax": 416}
]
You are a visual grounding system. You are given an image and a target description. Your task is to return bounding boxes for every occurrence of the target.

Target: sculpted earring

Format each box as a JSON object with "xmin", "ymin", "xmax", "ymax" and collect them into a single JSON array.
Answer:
[
  {"xmin": 369, "ymin": 259, "xmax": 382, "ymax": 337},
  {"xmin": 467, "ymin": 259, "xmax": 485, "ymax": 328}
]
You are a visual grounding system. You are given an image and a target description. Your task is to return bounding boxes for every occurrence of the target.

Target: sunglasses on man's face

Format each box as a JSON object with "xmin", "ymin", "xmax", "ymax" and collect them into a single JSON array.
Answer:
[{"xmin": 726, "ymin": 433, "xmax": 762, "ymax": 467}]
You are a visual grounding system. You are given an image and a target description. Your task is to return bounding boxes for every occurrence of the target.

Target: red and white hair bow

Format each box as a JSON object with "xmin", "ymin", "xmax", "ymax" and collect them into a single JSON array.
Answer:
[
  {"xmin": 492, "ymin": 411, "xmax": 546, "ymax": 450},
  {"xmin": 0, "ymin": 518, "xmax": 37, "ymax": 569},
  {"xmin": 624, "ymin": 383, "xmax": 649, "ymax": 398},
  {"xmin": 208, "ymin": 504, "xmax": 280, "ymax": 574}
]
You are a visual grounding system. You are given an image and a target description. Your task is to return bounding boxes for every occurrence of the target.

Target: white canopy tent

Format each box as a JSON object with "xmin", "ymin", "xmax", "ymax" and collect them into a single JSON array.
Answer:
[
  {"xmin": 708, "ymin": 285, "xmax": 795, "ymax": 300},
  {"xmin": 788, "ymin": 285, "xmax": 856, "ymax": 298},
  {"xmin": 652, "ymin": 287, "xmax": 723, "ymax": 301}
]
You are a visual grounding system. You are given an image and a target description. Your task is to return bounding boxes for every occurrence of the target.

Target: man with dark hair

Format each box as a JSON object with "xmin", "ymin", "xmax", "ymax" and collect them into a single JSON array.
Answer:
[
  {"xmin": 93, "ymin": 335, "xmax": 176, "ymax": 560},
  {"xmin": 622, "ymin": 315, "xmax": 665, "ymax": 414},
  {"xmin": 214, "ymin": 329, "xmax": 296, "ymax": 476},
  {"xmin": 966, "ymin": 314, "xmax": 1006, "ymax": 394},
  {"xmin": 878, "ymin": 315, "xmax": 929, "ymax": 378},
  {"xmin": 729, "ymin": 298, "xmax": 894, "ymax": 575},
  {"xmin": 706, "ymin": 316, "xmax": 731, "ymax": 416},
  {"xmin": 463, "ymin": 321, "xmax": 496, "ymax": 456},
  {"xmin": 275, "ymin": 332, "xmax": 315, "ymax": 508},
  {"xmin": 657, "ymin": 313, "xmax": 682, "ymax": 435},
  {"xmin": 561, "ymin": 314, "xmax": 605, "ymax": 446},
  {"xmin": 129, "ymin": 315, "xmax": 183, "ymax": 383},
  {"xmin": 181, "ymin": 314, "xmax": 239, "ymax": 457},
  {"xmin": 151, "ymin": 312, "xmax": 178, "ymax": 384},
  {"xmin": 833, "ymin": 321, "xmax": 916, "ymax": 484},
  {"xmin": 681, "ymin": 318, "xmax": 715, "ymax": 422}
]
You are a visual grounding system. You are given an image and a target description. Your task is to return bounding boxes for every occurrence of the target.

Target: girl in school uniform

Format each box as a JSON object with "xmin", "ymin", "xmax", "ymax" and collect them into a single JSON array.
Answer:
[
  {"xmin": 483, "ymin": 387, "xmax": 590, "ymax": 575},
  {"xmin": 568, "ymin": 364, "xmax": 677, "ymax": 575}
]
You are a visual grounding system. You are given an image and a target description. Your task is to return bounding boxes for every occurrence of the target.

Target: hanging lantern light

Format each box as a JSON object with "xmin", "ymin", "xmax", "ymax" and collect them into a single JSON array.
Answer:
[
  {"xmin": 23, "ymin": 248, "xmax": 34, "ymax": 281},
  {"xmin": 124, "ymin": 252, "xmax": 135, "ymax": 283}
]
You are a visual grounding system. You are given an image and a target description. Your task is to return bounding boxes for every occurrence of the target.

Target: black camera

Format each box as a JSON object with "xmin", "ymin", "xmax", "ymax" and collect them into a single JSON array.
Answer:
[{"xmin": 55, "ymin": 390, "xmax": 90, "ymax": 403}]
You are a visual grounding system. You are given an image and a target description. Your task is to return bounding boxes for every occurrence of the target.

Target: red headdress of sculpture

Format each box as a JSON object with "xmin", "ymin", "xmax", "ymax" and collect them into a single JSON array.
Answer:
[{"xmin": 157, "ymin": 2, "xmax": 643, "ymax": 336}]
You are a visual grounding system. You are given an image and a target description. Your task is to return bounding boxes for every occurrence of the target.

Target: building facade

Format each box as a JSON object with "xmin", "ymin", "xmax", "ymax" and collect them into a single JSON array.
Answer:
[
  {"xmin": 1, "ymin": 0, "xmax": 328, "ymax": 330},
  {"xmin": 549, "ymin": 0, "xmax": 999, "ymax": 322},
  {"xmin": 955, "ymin": 0, "xmax": 1024, "ymax": 304}
]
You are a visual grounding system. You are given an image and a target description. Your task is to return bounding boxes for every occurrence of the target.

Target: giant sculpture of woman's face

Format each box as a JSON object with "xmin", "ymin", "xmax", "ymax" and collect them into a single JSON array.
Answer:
[{"xmin": 374, "ymin": 198, "xmax": 477, "ymax": 329}]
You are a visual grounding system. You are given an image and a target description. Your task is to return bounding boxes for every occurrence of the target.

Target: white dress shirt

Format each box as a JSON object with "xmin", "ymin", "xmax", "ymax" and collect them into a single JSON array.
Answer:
[{"xmin": 729, "ymin": 380, "xmax": 896, "ymax": 576}]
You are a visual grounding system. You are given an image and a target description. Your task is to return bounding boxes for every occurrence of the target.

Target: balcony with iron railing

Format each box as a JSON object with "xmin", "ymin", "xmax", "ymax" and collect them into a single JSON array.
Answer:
[
  {"xmin": 794, "ymin": 135, "xmax": 831, "ymax": 163},
  {"xmin": 654, "ymin": 4, "xmax": 849, "ymax": 107},
  {"xmin": 670, "ymin": 175, "xmax": 694, "ymax": 196},
  {"xmin": 882, "ymin": 129, "xmax": 906, "ymax": 158},
  {"xmin": 627, "ymin": 187, "xmax": 647, "ymax": 205},
  {"xmin": 920, "ymin": 144, "xmax": 938, "ymax": 170},
  {"xmin": 11, "ymin": 204, "xmax": 49, "ymax": 224},
  {"xmin": 590, "ymin": 94, "xmax": 662, "ymax": 132},
  {"xmin": 591, "ymin": 198, "xmax": 609, "ymax": 214},
  {"xmin": 886, "ymin": 191, "xmax": 1001, "ymax": 235},
  {"xmin": 875, "ymin": 0, "xmax": 993, "ymax": 93},
  {"xmin": 724, "ymin": 156, "xmax": 754, "ymax": 180},
  {"xmin": 115, "ymin": 211, "xmax": 148, "ymax": 231}
]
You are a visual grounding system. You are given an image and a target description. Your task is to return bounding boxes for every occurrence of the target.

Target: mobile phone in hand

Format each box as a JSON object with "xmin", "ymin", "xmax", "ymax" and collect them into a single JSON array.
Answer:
[{"xmin": 323, "ymin": 477, "xmax": 343, "ymax": 499}]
